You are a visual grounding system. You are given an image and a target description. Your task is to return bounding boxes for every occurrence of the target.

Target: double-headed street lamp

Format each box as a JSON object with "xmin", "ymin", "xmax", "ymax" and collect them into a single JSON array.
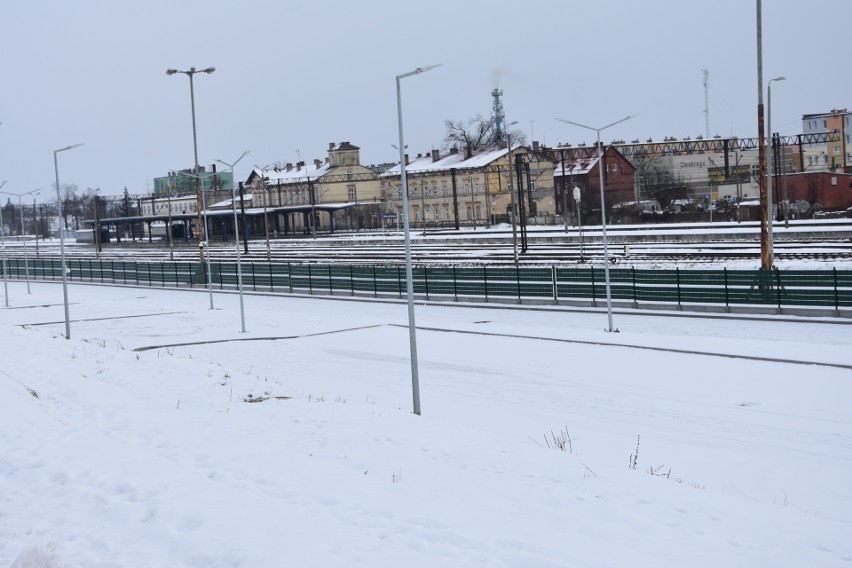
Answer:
[
  {"xmin": 396, "ymin": 63, "xmax": 441, "ymax": 416},
  {"xmin": 55, "ymin": 143, "xmax": 84, "ymax": 339},
  {"xmin": 216, "ymin": 151, "xmax": 250, "ymax": 333},
  {"xmin": 0, "ymin": 187, "xmax": 42, "ymax": 294},
  {"xmin": 166, "ymin": 66, "xmax": 215, "ymax": 264},
  {"xmin": 766, "ymin": 75, "xmax": 786, "ymax": 268},
  {"xmin": 557, "ymin": 115, "xmax": 636, "ymax": 333}
]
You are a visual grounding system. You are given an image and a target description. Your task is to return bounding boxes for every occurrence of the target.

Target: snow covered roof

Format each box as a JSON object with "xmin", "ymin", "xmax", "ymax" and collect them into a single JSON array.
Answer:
[
  {"xmin": 252, "ymin": 162, "xmax": 333, "ymax": 184},
  {"xmin": 380, "ymin": 145, "xmax": 522, "ymax": 177},
  {"xmin": 553, "ymin": 157, "xmax": 600, "ymax": 177}
]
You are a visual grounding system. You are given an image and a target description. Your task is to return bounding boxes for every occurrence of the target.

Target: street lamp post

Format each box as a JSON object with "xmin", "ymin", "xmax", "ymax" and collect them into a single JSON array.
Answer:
[
  {"xmin": 557, "ymin": 115, "xmax": 636, "ymax": 332},
  {"xmin": 0, "ymin": 188, "xmax": 42, "ymax": 294},
  {"xmin": 179, "ymin": 170, "xmax": 215, "ymax": 309},
  {"xmin": 253, "ymin": 165, "xmax": 273, "ymax": 261},
  {"xmin": 0, "ymin": 180, "xmax": 8, "ymax": 307},
  {"xmin": 54, "ymin": 143, "xmax": 84, "ymax": 339},
  {"xmin": 217, "ymin": 151, "xmax": 250, "ymax": 333},
  {"xmin": 766, "ymin": 75, "xmax": 785, "ymax": 267},
  {"xmin": 506, "ymin": 129, "xmax": 519, "ymax": 266},
  {"xmin": 166, "ymin": 66, "xmax": 215, "ymax": 265},
  {"xmin": 574, "ymin": 185, "xmax": 585, "ymax": 262},
  {"xmin": 396, "ymin": 63, "xmax": 441, "ymax": 416}
]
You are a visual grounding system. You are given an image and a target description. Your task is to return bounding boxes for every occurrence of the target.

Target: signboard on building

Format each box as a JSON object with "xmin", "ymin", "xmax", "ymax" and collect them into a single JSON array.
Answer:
[{"xmin": 708, "ymin": 165, "xmax": 751, "ymax": 186}]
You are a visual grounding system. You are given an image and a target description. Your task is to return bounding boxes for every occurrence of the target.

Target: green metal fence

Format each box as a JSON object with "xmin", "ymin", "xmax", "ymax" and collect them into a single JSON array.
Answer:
[{"xmin": 4, "ymin": 258, "xmax": 851, "ymax": 312}]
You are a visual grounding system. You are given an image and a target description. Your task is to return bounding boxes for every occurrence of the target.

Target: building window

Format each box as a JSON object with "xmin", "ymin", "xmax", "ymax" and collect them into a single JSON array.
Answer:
[
  {"xmin": 463, "ymin": 183, "xmax": 469, "ymax": 195},
  {"xmin": 432, "ymin": 183, "xmax": 438, "ymax": 197},
  {"xmin": 347, "ymin": 184, "xmax": 356, "ymax": 201},
  {"xmin": 442, "ymin": 183, "xmax": 449, "ymax": 197},
  {"xmin": 530, "ymin": 180, "xmax": 537, "ymax": 191}
]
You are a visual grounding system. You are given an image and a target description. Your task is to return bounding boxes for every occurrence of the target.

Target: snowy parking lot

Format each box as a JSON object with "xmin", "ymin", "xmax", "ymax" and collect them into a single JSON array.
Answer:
[{"xmin": 2, "ymin": 281, "xmax": 851, "ymax": 567}]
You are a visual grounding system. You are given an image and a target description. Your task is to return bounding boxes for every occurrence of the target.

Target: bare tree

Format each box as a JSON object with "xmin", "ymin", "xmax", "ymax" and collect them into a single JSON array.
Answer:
[
  {"xmin": 631, "ymin": 153, "xmax": 690, "ymax": 208},
  {"xmin": 443, "ymin": 115, "xmax": 527, "ymax": 158}
]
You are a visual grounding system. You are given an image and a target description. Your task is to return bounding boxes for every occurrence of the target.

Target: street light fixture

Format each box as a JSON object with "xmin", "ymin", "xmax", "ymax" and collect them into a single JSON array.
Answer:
[
  {"xmin": 54, "ymin": 143, "xmax": 84, "ymax": 339},
  {"xmin": 557, "ymin": 115, "xmax": 636, "ymax": 332},
  {"xmin": 216, "ymin": 151, "xmax": 250, "ymax": 333},
  {"xmin": 0, "ymin": 187, "xmax": 42, "ymax": 294},
  {"xmin": 396, "ymin": 63, "xmax": 441, "ymax": 416},
  {"xmin": 166, "ymin": 66, "xmax": 215, "ymax": 265},
  {"xmin": 766, "ymin": 75, "xmax": 786, "ymax": 268},
  {"xmin": 178, "ymin": 170, "xmax": 215, "ymax": 310}
]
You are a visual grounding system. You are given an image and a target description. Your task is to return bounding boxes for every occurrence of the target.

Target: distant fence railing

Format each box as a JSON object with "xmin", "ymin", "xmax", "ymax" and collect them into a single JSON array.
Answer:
[{"xmin": 3, "ymin": 258, "xmax": 851, "ymax": 315}]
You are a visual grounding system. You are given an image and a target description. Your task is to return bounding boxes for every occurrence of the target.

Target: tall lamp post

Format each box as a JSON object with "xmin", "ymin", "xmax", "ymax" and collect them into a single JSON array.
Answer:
[
  {"xmin": 253, "ymin": 165, "xmax": 273, "ymax": 261},
  {"xmin": 396, "ymin": 63, "xmax": 441, "ymax": 416},
  {"xmin": 0, "ymin": 180, "xmax": 8, "ymax": 307},
  {"xmin": 179, "ymin": 170, "xmax": 215, "ymax": 309},
  {"xmin": 557, "ymin": 115, "xmax": 636, "ymax": 333},
  {"xmin": 0, "ymin": 187, "xmax": 42, "ymax": 294},
  {"xmin": 166, "ymin": 66, "xmax": 215, "ymax": 264},
  {"xmin": 216, "ymin": 151, "xmax": 250, "ymax": 333},
  {"xmin": 55, "ymin": 143, "xmax": 84, "ymax": 339},
  {"xmin": 766, "ymin": 75, "xmax": 785, "ymax": 268},
  {"xmin": 574, "ymin": 185, "xmax": 585, "ymax": 262},
  {"xmin": 504, "ymin": 122, "xmax": 519, "ymax": 266}
]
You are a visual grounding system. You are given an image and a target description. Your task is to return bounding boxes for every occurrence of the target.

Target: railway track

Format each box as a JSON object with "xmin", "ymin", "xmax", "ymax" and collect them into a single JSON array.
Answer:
[{"xmin": 4, "ymin": 221, "xmax": 851, "ymax": 267}]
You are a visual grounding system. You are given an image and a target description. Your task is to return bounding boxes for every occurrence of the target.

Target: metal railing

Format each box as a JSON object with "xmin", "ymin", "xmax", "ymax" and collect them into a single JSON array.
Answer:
[{"xmin": 4, "ymin": 258, "xmax": 851, "ymax": 315}]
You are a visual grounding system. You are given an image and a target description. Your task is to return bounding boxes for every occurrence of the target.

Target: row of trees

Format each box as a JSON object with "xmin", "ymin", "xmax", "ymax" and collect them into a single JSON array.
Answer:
[{"xmin": 1, "ymin": 185, "xmax": 140, "ymax": 237}]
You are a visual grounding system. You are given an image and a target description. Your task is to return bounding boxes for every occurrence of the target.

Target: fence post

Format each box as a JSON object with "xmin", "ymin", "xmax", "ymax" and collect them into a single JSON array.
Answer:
[
  {"xmin": 631, "ymin": 266, "xmax": 638, "ymax": 308},
  {"xmin": 516, "ymin": 265, "xmax": 522, "ymax": 304},
  {"xmin": 268, "ymin": 262, "xmax": 273, "ymax": 292},
  {"xmin": 161, "ymin": 263, "xmax": 166, "ymax": 287},
  {"xmin": 308, "ymin": 264, "xmax": 313, "ymax": 294},
  {"xmin": 483, "ymin": 266, "xmax": 489, "ymax": 303},
  {"xmin": 288, "ymin": 263, "xmax": 293, "ymax": 293},
  {"xmin": 552, "ymin": 266, "xmax": 558, "ymax": 304},
  {"xmin": 371, "ymin": 265, "xmax": 377, "ymax": 298},
  {"xmin": 775, "ymin": 268, "xmax": 782, "ymax": 311},
  {"xmin": 397, "ymin": 266, "xmax": 403, "ymax": 299},
  {"xmin": 453, "ymin": 266, "xmax": 458, "ymax": 302},
  {"xmin": 147, "ymin": 263, "xmax": 152, "ymax": 286},
  {"xmin": 834, "ymin": 267, "xmax": 839, "ymax": 312},
  {"xmin": 724, "ymin": 267, "xmax": 729, "ymax": 310},
  {"xmin": 424, "ymin": 266, "xmax": 430, "ymax": 301},
  {"xmin": 251, "ymin": 263, "xmax": 257, "ymax": 291},
  {"xmin": 328, "ymin": 265, "xmax": 334, "ymax": 295},
  {"xmin": 350, "ymin": 265, "xmax": 355, "ymax": 296},
  {"xmin": 676, "ymin": 267, "xmax": 681, "ymax": 309},
  {"xmin": 590, "ymin": 266, "xmax": 596, "ymax": 303}
]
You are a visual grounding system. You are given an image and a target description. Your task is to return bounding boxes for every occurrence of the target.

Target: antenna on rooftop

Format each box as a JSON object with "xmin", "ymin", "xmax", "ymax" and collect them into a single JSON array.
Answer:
[{"xmin": 702, "ymin": 69, "xmax": 710, "ymax": 139}]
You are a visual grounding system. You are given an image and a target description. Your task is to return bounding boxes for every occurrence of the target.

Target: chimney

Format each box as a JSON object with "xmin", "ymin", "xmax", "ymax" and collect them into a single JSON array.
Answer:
[
  {"xmin": 329, "ymin": 142, "xmax": 335, "ymax": 150},
  {"xmin": 532, "ymin": 141, "xmax": 540, "ymax": 151},
  {"xmin": 212, "ymin": 163, "xmax": 217, "ymax": 172},
  {"xmin": 431, "ymin": 149, "xmax": 440, "ymax": 162},
  {"xmin": 404, "ymin": 154, "xmax": 409, "ymax": 166},
  {"xmin": 314, "ymin": 159, "xmax": 322, "ymax": 169},
  {"xmin": 449, "ymin": 147, "xmax": 458, "ymax": 155},
  {"xmin": 286, "ymin": 162, "xmax": 293, "ymax": 171}
]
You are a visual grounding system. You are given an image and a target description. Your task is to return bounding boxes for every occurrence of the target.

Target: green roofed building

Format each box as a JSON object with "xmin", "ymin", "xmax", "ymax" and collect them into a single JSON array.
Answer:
[{"xmin": 153, "ymin": 165, "xmax": 233, "ymax": 197}]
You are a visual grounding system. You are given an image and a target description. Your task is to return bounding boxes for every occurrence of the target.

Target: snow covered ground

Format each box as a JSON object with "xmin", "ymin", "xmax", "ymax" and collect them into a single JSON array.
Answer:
[{"xmin": 2, "ymin": 281, "xmax": 851, "ymax": 567}]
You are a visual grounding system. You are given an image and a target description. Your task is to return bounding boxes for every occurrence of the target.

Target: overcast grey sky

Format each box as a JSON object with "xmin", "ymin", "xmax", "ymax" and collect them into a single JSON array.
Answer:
[{"xmin": 1, "ymin": 0, "xmax": 849, "ymax": 197}]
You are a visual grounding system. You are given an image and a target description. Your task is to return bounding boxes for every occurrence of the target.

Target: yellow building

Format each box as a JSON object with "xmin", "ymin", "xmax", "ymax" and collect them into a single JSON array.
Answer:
[
  {"xmin": 380, "ymin": 145, "xmax": 555, "ymax": 228},
  {"xmin": 247, "ymin": 142, "xmax": 386, "ymax": 233}
]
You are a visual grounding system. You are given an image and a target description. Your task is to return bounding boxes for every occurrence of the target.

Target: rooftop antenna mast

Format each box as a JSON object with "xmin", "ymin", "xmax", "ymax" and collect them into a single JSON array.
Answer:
[
  {"xmin": 702, "ymin": 69, "xmax": 710, "ymax": 138},
  {"xmin": 492, "ymin": 88, "xmax": 505, "ymax": 142}
]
